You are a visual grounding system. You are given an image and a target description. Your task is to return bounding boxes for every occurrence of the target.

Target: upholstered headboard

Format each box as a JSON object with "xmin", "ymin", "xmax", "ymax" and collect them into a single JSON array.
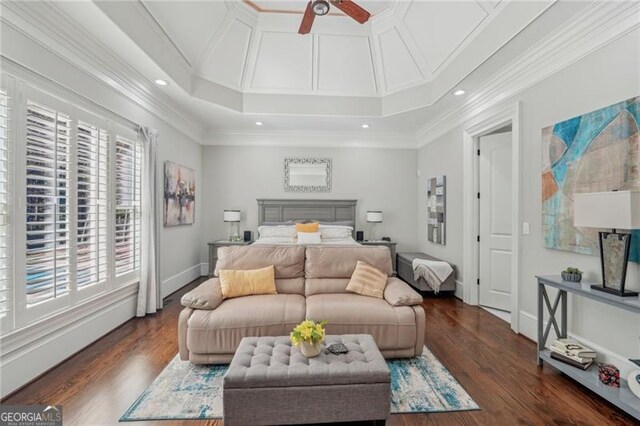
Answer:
[{"xmin": 257, "ymin": 199, "xmax": 357, "ymax": 234}]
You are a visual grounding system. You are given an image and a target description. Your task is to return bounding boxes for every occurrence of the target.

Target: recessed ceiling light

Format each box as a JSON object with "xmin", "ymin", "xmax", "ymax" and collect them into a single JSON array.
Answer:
[
  {"xmin": 155, "ymin": 79, "xmax": 168, "ymax": 86},
  {"xmin": 453, "ymin": 89, "xmax": 466, "ymax": 96},
  {"xmin": 255, "ymin": 121, "xmax": 263, "ymax": 126},
  {"xmin": 361, "ymin": 124, "xmax": 370, "ymax": 129}
]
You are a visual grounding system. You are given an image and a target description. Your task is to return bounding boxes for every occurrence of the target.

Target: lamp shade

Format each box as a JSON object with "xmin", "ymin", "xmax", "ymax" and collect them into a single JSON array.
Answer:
[
  {"xmin": 366, "ymin": 211, "xmax": 383, "ymax": 223},
  {"xmin": 573, "ymin": 191, "xmax": 640, "ymax": 229},
  {"xmin": 223, "ymin": 210, "xmax": 241, "ymax": 222}
]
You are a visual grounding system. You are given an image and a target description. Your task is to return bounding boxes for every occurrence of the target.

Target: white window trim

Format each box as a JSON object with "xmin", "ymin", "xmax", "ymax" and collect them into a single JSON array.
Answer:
[{"xmin": 3, "ymin": 78, "xmax": 143, "ymax": 333}]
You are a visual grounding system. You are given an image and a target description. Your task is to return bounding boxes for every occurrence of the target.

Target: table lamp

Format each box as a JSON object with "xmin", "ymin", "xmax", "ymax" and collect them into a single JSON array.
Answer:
[
  {"xmin": 366, "ymin": 211, "xmax": 383, "ymax": 241},
  {"xmin": 573, "ymin": 190, "xmax": 640, "ymax": 297},
  {"xmin": 223, "ymin": 210, "xmax": 241, "ymax": 242}
]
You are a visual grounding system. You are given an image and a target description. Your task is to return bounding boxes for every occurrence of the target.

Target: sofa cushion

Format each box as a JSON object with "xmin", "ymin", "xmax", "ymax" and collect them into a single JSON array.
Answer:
[
  {"xmin": 187, "ymin": 294, "xmax": 306, "ymax": 355},
  {"xmin": 215, "ymin": 245, "xmax": 305, "ymax": 282},
  {"xmin": 384, "ymin": 277, "xmax": 424, "ymax": 306},
  {"xmin": 305, "ymin": 278, "xmax": 350, "ymax": 296},
  {"xmin": 305, "ymin": 294, "xmax": 418, "ymax": 351},
  {"xmin": 181, "ymin": 278, "xmax": 223, "ymax": 310},
  {"xmin": 346, "ymin": 261, "xmax": 388, "ymax": 299},
  {"xmin": 219, "ymin": 265, "xmax": 277, "ymax": 299},
  {"xmin": 305, "ymin": 246, "xmax": 392, "ymax": 279}
]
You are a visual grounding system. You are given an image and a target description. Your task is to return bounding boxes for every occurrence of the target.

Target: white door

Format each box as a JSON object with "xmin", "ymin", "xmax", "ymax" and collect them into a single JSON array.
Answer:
[{"xmin": 479, "ymin": 132, "xmax": 512, "ymax": 311}]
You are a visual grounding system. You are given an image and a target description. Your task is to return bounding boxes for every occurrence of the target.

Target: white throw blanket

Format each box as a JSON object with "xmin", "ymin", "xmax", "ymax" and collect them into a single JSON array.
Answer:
[{"xmin": 412, "ymin": 258, "xmax": 453, "ymax": 294}]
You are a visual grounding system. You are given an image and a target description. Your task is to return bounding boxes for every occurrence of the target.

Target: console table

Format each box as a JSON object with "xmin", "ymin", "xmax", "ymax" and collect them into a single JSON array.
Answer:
[{"xmin": 536, "ymin": 275, "xmax": 640, "ymax": 420}]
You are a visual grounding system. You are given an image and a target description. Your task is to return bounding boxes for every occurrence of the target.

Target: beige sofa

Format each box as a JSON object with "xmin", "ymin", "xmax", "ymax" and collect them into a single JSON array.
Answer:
[{"xmin": 179, "ymin": 245, "xmax": 425, "ymax": 364}]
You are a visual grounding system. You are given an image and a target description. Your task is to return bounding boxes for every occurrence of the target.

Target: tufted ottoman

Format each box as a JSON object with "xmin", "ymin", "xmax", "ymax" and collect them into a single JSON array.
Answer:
[{"xmin": 223, "ymin": 334, "xmax": 390, "ymax": 425}]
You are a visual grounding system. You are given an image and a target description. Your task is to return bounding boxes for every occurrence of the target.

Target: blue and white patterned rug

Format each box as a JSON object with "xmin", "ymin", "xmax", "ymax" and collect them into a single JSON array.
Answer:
[{"xmin": 121, "ymin": 346, "xmax": 479, "ymax": 421}]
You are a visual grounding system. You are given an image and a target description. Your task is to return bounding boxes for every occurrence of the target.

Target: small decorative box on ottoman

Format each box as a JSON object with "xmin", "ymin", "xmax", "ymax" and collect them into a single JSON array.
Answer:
[
  {"xmin": 598, "ymin": 363, "xmax": 620, "ymax": 387},
  {"xmin": 223, "ymin": 334, "xmax": 390, "ymax": 426}
]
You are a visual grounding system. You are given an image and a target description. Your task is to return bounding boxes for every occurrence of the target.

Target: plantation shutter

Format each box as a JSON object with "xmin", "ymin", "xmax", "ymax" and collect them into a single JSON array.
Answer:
[
  {"xmin": 76, "ymin": 121, "xmax": 109, "ymax": 288},
  {"xmin": 25, "ymin": 101, "xmax": 71, "ymax": 305},
  {"xmin": 0, "ymin": 89, "xmax": 10, "ymax": 317},
  {"xmin": 114, "ymin": 135, "xmax": 141, "ymax": 277}
]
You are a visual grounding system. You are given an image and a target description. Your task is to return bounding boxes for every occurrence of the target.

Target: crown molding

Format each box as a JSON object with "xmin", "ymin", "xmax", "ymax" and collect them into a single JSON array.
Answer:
[
  {"xmin": 417, "ymin": 0, "xmax": 640, "ymax": 146},
  {"xmin": 0, "ymin": 1, "xmax": 206, "ymax": 143},
  {"xmin": 204, "ymin": 130, "xmax": 419, "ymax": 150}
]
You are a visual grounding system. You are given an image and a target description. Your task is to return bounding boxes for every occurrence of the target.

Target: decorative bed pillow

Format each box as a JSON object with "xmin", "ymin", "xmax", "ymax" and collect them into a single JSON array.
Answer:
[
  {"xmin": 253, "ymin": 236, "xmax": 296, "ymax": 245},
  {"xmin": 296, "ymin": 222, "xmax": 319, "ymax": 233},
  {"xmin": 297, "ymin": 232, "xmax": 322, "ymax": 245},
  {"xmin": 258, "ymin": 225, "xmax": 297, "ymax": 238},
  {"xmin": 219, "ymin": 265, "xmax": 277, "ymax": 299},
  {"xmin": 319, "ymin": 225, "xmax": 353, "ymax": 239},
  {"xmin": 346, "ymin": 261, "xmax": 388, "ymax": 299}
]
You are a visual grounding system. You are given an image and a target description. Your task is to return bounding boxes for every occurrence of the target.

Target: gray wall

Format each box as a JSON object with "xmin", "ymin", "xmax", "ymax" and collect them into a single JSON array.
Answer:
[
  {"xmin": 200, "ymin": 146, "xmax": 419, "ymax": 262},
  {"xmin": 417, "ymin": 28, "xmax": 640, "ymax": 363}
]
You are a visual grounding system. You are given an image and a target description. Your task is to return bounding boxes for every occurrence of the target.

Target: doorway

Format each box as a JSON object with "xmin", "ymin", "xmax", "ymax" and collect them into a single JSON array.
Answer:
[
  {"xmin": 478, "ymin": 128, "xmax": 513, "ymax": 313},
  {"xmin": 462, "ymin": 102, "xmax": 521, "ymax": 333}
]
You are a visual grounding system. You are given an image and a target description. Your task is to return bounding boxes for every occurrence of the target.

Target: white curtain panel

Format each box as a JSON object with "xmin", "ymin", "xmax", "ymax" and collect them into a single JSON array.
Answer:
[{"xmin": 137, "ymin": 126, "xmax": 162, "ymax": 316}]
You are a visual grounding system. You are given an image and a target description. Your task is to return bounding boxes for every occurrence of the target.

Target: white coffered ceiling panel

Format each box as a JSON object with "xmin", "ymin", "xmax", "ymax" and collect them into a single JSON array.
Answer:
[
  {"xmin": 198, "ymin": 18, "xmax": 253, "ymax": 88},
  {"xmin": 317, "ymin": 34, "xmax": 377, "ymax": 95},
  {"xmin": 378, "ymin": 28, "xmax": 423, "ymax": 92},
  {"xmin": 251, "ymin": 31, "xmax": 313, "ymax": 90},
  {"xmin": 76, "ymin": 0, "xmax": 563, "ymax": 125},
  {"xmin": 142, "ymin": 1, "xmax": 228, "ymax": 66},
  {"xmin": 402, "ymin": 0, "xmax": 488, "ymax": 72}
]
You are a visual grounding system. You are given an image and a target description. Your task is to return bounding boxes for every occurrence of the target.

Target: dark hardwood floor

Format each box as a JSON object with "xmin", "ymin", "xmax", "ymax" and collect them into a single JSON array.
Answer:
[{"xmin": 3, "ymin": 277, "xmax": 636, "ymax": 425}]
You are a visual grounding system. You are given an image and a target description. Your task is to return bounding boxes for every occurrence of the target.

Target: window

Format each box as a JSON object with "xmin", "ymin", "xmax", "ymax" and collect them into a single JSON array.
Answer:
[
  {"xmin": 76, "ymin": 121, "xmax": 109, "ymax": 289},
  {"xmin": 5, "ymin": 86, "xmax": 144, "ymax": 329},
  {"xmin": 114, "ymin": 136, "xmax": 141, "ymax": 277},
  {"xmin": 25, "ymin": 101, "xmax": 71, "ymax": 306},
  {"xmin": 0, "ymin": 89, "xmax": 9, "ymax": 318}
]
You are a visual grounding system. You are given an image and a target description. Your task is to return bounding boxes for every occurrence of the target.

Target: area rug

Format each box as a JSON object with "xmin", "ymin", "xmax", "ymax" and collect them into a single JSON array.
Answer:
[{"xmin": 121, "ymin": 346, "xmax": 479, "ymax": 421}]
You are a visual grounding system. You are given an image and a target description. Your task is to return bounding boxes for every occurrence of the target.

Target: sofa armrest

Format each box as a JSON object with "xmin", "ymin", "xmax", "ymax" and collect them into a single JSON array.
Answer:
[
  {"xmin": 181, "ymin": 278, "xmax": 224, "ymax": 310},
  {"xmin": 384, "ymin": 277, "xmax": 423, "ymax": 306}
]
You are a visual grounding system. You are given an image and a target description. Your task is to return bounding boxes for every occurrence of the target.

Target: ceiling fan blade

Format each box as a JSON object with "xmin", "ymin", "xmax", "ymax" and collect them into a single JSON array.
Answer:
[
  {"xmin": 298, "ymin": 1, "xmax": 315, "ymax": 35},
  {"xmin": 331, "ymin": 0, "xmax": 370, "ymax": 24}
]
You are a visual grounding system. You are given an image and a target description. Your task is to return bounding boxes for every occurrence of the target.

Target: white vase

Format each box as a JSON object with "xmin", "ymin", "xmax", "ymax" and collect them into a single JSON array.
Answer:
[{"xmin": 300, "ymin": 340, "xmax": 321, "ymax": 358}]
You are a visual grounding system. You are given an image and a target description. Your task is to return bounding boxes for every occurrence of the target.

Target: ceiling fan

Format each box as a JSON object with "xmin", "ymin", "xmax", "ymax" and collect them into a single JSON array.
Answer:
[{"xmin": 298, "ymin": 0, "xmax": 371, "ymax": 35}]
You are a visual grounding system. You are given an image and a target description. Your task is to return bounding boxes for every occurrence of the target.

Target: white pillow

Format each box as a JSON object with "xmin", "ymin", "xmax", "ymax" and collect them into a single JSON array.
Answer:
[
  {"xmin": 253, "ymin": 236, "xmax": 296, "ymax": 245},
  {"xmin": 319, "ymin": 225, "xmax": 353, "ymax": 239},
  {"xmin": 258, "ymin": 225, "xmax": 296, "ymax": 238},
  {"xmin": 297, "ymin": 232, "xmax": 322, "ymax": 244}
]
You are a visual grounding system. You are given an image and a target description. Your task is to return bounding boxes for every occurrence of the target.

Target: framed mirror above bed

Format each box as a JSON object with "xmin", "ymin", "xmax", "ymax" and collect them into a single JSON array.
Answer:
[{"xmin": 284, "ymin": 157, "xmax": 332, "ymax": 192}]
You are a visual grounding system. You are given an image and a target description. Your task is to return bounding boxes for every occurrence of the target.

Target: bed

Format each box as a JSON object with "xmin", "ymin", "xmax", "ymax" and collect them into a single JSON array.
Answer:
[{"xmin": 255, "ymin": 199, "xmax": 360, "ymax": 245}]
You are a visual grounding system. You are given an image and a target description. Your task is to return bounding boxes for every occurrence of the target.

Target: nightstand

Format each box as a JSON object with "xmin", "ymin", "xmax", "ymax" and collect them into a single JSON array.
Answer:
[
  {"xmin": 207, "ymin": 240, "xmax": 253, "ymax": 277},
  {"xmin": 360, "ymin": 240, "xmax": 397, "ymax": 275}
]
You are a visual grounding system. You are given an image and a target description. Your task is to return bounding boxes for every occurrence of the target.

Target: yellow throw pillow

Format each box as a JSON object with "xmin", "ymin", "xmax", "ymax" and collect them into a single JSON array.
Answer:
[
  {"xmin": 295, "ymin": 222, "xmax": 319, "ymax": 233},
  {"xmin": 219, "ymin": 265, "xmax": 277, "ymax": 299},
  {"xmin": 346, "ymin": 261, "xmax": 388, "ymax": 299}
]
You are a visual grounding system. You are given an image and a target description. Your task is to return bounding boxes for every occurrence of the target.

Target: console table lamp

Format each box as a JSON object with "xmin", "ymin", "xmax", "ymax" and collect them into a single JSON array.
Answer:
[
  {"xmin": 366, "ymin": 211, "xmax": 383, "ymax": 242},
  {"xmin": 574, "ymin": 190, "xmax": 640, "ymax": 297},
  {"xmin": 223, "ymin": 210, "xmax": 241, "ymax": 241}
]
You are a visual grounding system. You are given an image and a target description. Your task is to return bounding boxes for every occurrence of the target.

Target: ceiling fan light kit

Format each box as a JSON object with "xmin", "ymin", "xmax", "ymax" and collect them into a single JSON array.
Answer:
[
  {"xmin": 299, "ymin": 0, "xmax": 371, "ymax": 35},
  {"xmin": 312, "ymin": 0, "xmax": 330, "ymax": 16}
]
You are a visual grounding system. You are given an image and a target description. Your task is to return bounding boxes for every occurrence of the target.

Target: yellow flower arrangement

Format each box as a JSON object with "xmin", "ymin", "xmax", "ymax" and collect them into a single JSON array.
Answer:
[{"xmin": 290, "ymin": 319, "xmax": 327, "ymax": 346}]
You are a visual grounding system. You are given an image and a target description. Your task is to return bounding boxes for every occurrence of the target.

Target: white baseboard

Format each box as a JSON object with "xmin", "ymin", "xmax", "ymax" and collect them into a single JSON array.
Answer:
[
  {"xmin": 161, "ymin": 264, "xmax": 203, "ymax": 298},
  {"xmin": 1, "ymin": 290, "xmax": 137, "ymax": 398},
  {"xmin": 200, "ymin": 262, "xmax": 209, "ymax": 277},
  {"xmin": 455, "ymin": 281, "xmax": 464, "ymax": 300},
  {"xmin": 519, "ymin": 310, "xmax": 637, "ymax": 378}
]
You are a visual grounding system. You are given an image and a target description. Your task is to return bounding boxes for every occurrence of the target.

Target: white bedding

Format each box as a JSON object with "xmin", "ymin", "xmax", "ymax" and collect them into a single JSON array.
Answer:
[
  {"xmin": 253, "ymin": 236, "xmax": 361, "ymax": 246},
  {"xmin": 254, "ymin": 224, "xmax": 360, "ymax": 246}
]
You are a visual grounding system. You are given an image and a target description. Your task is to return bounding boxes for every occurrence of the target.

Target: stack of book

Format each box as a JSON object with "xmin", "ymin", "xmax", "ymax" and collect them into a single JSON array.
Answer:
[{"xmin": 550, "ymin": 339, "xmax": 597, "ymax": 370}]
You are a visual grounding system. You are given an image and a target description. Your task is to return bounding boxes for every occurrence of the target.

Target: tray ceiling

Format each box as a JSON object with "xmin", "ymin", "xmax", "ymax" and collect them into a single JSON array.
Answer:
[{"xmin": 89, "ymin": 0, "xmax": 552, "ymax": 116}]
